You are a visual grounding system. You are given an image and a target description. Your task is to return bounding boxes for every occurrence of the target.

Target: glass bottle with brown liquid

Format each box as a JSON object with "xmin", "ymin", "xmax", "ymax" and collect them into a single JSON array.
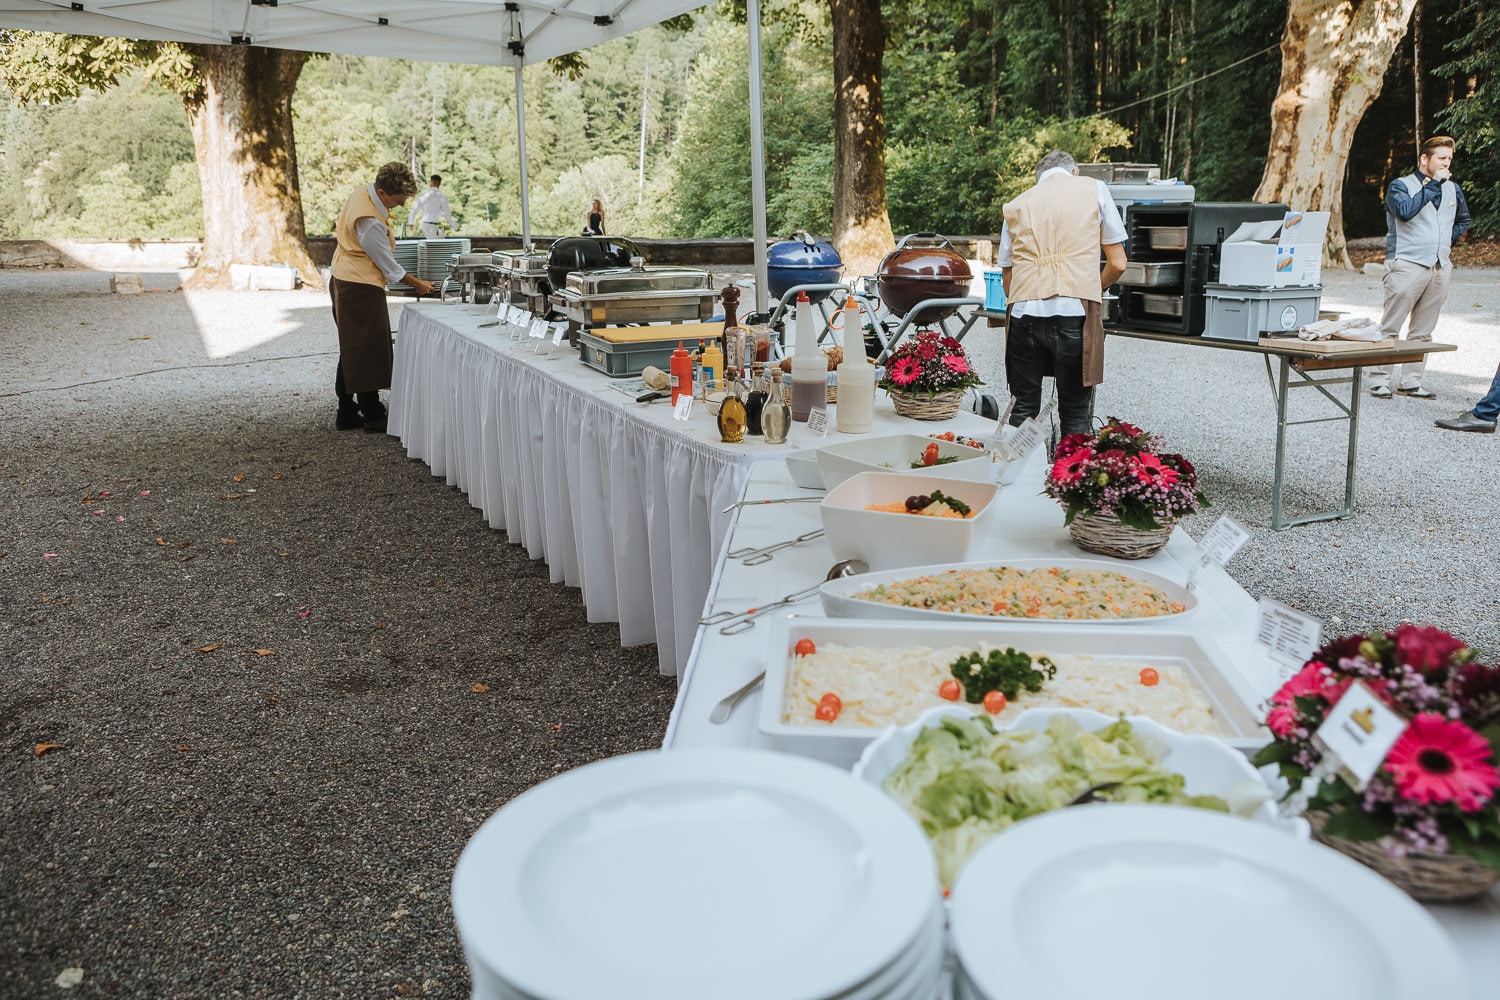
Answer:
[
  {"xmin": 744, "ymin": 362, "xmax": 767, "ymax": 436},
  {"xmin": 717, "ymin": 366, "xmax": 748, "ymax": 443}
]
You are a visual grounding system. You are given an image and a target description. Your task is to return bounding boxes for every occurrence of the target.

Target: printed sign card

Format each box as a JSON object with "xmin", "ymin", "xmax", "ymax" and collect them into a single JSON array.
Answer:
[{"xmin": 1255, "ymin": 597, "xmax": 1323, "ymax": 669}]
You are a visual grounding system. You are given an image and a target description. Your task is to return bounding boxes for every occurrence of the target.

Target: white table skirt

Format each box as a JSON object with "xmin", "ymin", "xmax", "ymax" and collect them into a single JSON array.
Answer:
[
  {"xmin": 387, "ymin": 302, "xmax": 1006, "ymax": 678},
  {"xmin": 666, "ymin": 454, "xmax": 1500, "ymax": 992}
]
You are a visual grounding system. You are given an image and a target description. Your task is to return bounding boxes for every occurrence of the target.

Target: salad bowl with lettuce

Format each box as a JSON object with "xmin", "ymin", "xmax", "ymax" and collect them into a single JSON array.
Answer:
[{"xmin": 853, "ymin": 706, "xmax": 1296, "ymax": 887}]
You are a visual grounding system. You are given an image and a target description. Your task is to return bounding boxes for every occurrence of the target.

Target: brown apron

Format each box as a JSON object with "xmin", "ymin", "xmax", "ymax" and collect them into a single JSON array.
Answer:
[
  {"xmin": 1082, "ymin": 298, "xmax": 1105, "ymax": 387},
  {"xmin": 330, "ymin": 276, "xmax": 394, "ymax": 393}
]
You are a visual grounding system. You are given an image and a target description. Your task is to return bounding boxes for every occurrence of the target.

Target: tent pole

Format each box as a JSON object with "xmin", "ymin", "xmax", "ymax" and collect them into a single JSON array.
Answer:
[
  {"xmin": 515, "ymin": 62, "xmax": 532, "ymax": 250},
  {"xmin": 747, "ymin": 0, "xmax": 769, "ymax": 313}
]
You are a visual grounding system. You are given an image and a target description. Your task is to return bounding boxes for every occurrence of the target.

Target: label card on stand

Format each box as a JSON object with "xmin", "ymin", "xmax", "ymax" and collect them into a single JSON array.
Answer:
[
  {"xmin": 550, "ymin": 323, "xmax": 568, "ymax": 347},
  {"xmin": 1197, "ymin": 515, "xmax": 1251, "ymax": 566},
  {"xmin": 528, "ymin": 317, "xmax": 548, "ymax": 339},
  {"xmin": 672, "ymin": 395, "xmax": 693, "ymax": 421},
  {"xmin": 1313, "ymin": 682, "xmax": 1409, "ymax": 790},
  {"xmin": 1006, "ymin": 417, "xmax": 1046, "ymax": 462},
  {"xmin": 1255, "ymin": 597, "xmax": 1323, "ymax": 669},
  {"xmin": 807, "ymin": 407, "xmax": 830, "ymax": 437}
]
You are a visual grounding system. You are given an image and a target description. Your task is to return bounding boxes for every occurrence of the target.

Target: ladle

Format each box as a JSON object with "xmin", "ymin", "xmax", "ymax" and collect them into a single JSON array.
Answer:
[{"xmin": 707, "ymin": 559, "xmax": 868, "ymax": 724}]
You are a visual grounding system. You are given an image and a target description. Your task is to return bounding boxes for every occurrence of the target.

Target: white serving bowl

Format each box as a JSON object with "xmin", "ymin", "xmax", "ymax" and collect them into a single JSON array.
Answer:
[
  {"xmin": 819, "ymin": 471, "xmax": 999, "ymax": 571},
  {"xmin": 815, "ymin": 433, "xmax": 993, "ymax": 490},
  {"xmin": 852, "ymin": 705, "xmax": 1288, "ymax": 829},
  {"xmin": 784, "ymin": 448, "xmax": 825, "ymax": 490}
]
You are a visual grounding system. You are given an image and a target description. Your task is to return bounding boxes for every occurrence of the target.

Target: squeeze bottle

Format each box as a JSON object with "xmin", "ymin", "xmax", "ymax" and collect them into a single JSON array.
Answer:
[
  {"xmin": 789, "ymin": 291, "xmax": 825, "ymax": 422},
  {"xmin": 669, "ymin": 342, "xmax": 693, "ymax": 404},
  {"xmin": 834, "ymin": 297, "xmax": 874, "ymax": 434},
  {"xmin": 699, "ymin": 339, "xmax": 724, "ymax": 398}
]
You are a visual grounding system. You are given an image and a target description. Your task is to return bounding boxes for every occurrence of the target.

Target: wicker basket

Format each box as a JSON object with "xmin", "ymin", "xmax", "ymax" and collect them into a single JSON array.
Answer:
[
  {"xmin": 888, "ymin": 389, "xmax": 966, "ymax": 421},
  {"xmin": 1067, "ymin": 510, "xmax": 1173, "ymax": 560},
  {"xmin": 1309, "ymin": 814, "xmax": 1500, "ymax": 902}
]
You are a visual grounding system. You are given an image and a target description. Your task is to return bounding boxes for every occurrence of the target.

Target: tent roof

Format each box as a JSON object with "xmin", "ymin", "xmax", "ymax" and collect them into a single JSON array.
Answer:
[{"xmin": 0, "ymin": 0, "xmax": 703, "ymax": 65}]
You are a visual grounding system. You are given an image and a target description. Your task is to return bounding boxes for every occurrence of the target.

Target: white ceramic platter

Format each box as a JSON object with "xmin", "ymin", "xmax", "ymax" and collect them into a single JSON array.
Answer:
[
  {"xmin": 759, "ymin": 616, "xmax": 1265, "ymax": 767},
  {"xmin": 819, "ymin": 557, "xmax": 1197, "ymax": 625},
  {"xmin": 816, "ymin": 433, "xmax": 993, "ymax": 489},
  {"xmin": 452, "ymin": 747, "xmax": 938, "ymax": 1000},
  {"xmin": 950, "ymin": 804, "xmax": 1470, "ymax": 1000}
]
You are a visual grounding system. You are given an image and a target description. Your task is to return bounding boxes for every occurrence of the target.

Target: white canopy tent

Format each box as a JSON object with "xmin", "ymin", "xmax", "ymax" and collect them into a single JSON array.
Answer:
[{"xmin": 0, "ymin": 0, "xmax": 772, "ymax": 306}]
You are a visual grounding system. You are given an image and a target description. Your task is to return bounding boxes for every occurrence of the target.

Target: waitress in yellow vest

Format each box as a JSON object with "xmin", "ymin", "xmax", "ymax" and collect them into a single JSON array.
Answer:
[
  {"xmin": 330, "ymin": 162, "xmax": 435, "ymax": 432},
  {"xmin": 998, "ymin": 150, "xmax": 1127, "ymax": 437}
]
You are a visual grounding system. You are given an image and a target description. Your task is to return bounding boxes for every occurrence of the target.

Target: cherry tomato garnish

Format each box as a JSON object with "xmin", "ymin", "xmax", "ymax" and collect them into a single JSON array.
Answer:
[
  {"xmin": 1139, "ymin": 668, "xmax": 1160, "ymax": 687},
  {"xmin": 814, "ymin": 692, "xmax": 842, "ymax": 722},
  {"xmin": 982, "ymin": 690, "xmax": 1008, "ymax": 714},
  {"xmin": 794, "ymin": 638, "xmax": 816, "ymax": 656},
  {"xmin": 938, "ymin": 679, "xmax": 961, "ymax": 701}
]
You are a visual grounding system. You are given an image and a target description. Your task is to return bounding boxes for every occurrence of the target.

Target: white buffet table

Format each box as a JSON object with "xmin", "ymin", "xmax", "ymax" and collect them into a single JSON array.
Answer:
[
  {"xmin": 666, "ymin": 451, "xmax": 1500, "ymax": 995},
  {"xmin": 388, "ymin": 301, "xmax": 1002, "ymax": 677}
]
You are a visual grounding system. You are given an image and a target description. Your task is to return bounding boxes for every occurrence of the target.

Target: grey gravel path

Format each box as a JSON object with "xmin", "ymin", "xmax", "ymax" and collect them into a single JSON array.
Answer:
[
  {"xmin": 0, "ymin": 271, "xmax": 674, "ymax": 999},
  {"xmin": 2, "ymin": 264, "xmax": 1497, "ymax": 998}
]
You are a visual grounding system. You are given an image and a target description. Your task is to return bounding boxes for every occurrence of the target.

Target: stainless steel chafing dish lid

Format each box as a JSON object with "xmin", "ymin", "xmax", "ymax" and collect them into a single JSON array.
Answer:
[
  {"xmin": 564, "ymin": 261, "xmax": 714, "ymax": 297},
  {"xmin": 493, "ymin": 250, "xmax": 549, "ymax": 274}
]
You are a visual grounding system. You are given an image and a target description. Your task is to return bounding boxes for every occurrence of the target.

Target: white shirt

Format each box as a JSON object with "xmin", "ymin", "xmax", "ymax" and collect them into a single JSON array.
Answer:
[
  {"xmin": 996, "ymin": 168, "xmax": 1126, "ymax": 318},
  {"xmin": 354, "ymin": 183, "xmax": 406, "ymax": 284},
  {"xmin": 408, "ymin": 186, "xmax": 454, "ymax": 227}
]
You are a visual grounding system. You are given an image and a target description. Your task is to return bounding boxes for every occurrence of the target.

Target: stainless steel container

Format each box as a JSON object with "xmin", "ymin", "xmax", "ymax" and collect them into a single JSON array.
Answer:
[
  {"xmin": 1119, "ymin": 261, "xmax": 1183, "ymax": 287},
  {"xmin": 443, "ymin": 250, "xmax": 499, "ymax": 304},
  {"xmin": 1141, "ymin": 293, "xmax": 1184, "ymax": 317},
  {"xmin": 1144, "ymin": 227, "xmax": 1189, "ymax": 250},
  {"xmin": 552, "ymin": 261, "xmax": 718, "ymax": 328},
  {"xmin": 494, "ymin": 250, "xmax": 552, "ymax": 313}
]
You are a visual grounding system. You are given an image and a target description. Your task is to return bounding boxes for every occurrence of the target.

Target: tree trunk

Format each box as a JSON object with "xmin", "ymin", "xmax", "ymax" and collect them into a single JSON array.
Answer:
[
  {"xmin": 1254, "ymin": 0, "xmax": 1418, "ymax": 269},
  {"xmin": 184, "ymin": 45, "xmax": 320, "ymax": 290},
  {"xmin": 829, "ymin": 0, "xmax": 895, "ymax": 277}
]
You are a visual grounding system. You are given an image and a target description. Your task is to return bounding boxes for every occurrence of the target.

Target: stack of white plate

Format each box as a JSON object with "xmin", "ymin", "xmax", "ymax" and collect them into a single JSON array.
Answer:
[
  {"xmin": 387, "ymin": 239, "xmax": 422, "ymax": 291},
  {"xmin": 950, "ymin": 804, "xmax": 1469, "ymax": 1000},
  {"xmin": 416, "ymin": 237, "xmax": 470, "ymax": 283},
  {"xmin": 453, "ymin": 748, "xmax": 944, "ymax": 1000}
]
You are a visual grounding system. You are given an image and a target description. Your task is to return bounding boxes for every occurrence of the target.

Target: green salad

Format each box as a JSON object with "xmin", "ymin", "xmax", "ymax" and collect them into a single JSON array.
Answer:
[{"xmin": 882, "ymin": 714, "xmax": 1228, "ymax": 887}]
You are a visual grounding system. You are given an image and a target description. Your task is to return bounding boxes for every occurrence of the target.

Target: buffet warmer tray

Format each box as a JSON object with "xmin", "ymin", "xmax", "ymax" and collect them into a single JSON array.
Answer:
[{"xmin": 552, "ymin": 262, "xmax": 718, "ymax": 327}]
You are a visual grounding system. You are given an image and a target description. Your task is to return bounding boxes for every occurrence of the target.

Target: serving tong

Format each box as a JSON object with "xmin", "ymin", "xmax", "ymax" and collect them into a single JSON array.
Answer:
[
  {"xmin": 727, "ymin": 529, "xmax": 825, "ymax": 566},
  {"xmin": 698, "ymin": 582, "xmax": 826, "ymax": 634}
]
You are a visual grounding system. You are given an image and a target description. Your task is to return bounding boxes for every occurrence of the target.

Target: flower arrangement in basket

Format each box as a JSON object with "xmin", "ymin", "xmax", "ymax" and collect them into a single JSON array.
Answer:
[
  {"xmin": 1252, "ymin": 626, "xmax": 1500, "ymax": 901},
  {"xmin": 1043, "ymin": 419, "xmax": 1207, "ymax": 558},
  {"xmin": 878, "ymin": 331, "xmax": 982, "ymax": 419}
]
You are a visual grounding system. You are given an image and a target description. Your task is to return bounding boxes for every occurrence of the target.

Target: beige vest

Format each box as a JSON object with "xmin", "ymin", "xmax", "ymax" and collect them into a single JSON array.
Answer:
[
  {"xmin": 331, "ymin": 185, "xmax": 392, "ymax": 287},
  {"xmin": 1003, "ymin": 174, "xmax": 1102, "ymax": 305}
]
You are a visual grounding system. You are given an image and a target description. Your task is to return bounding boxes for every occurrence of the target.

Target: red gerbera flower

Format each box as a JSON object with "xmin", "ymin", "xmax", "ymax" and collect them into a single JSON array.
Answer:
[
  {"xmin": 1131, "ymin": 453, "xmax": 1179, "ymax": 487},
  {"xmin": 889, "ymin": 356, "xmax": 922, "ymax": 387},
  {"xmin": 942, "ymin": 354, "xmax": 971, "ymax": 375},
  {"xmin": 1054, "ymin": 433, "xmax": 1093, "ymax": 458},
  {"xmin": 916, "ymin": 342, "xmax": 939, "ymax": 361},
  {"xmin": 1384, "ymin": 713, "xmax": 1500, "ymax": 811},
  {"xmin": 1050, "ymin": 448, "xmax": 1093, "ymax": 484}
]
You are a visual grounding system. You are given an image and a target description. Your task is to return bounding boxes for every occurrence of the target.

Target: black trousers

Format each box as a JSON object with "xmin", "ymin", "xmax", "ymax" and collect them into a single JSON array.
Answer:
[
  {"xmin": 334, "ymin": 361, "xmax": 382, "ymax": 416},
  {"xmin": 1005, "ymin": 313, "xmax": 1094, "ymax": 437}
]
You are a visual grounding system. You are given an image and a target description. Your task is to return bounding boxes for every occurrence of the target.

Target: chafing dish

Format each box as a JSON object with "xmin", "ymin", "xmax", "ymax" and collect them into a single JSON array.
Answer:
[
  {"xmin": 442, "ymin": 249, "xmax": 499, "ymax": 304},
  {"xmin": 1144, "ymin": 226, "xmax": 1188, "ymax": 250},
  {"xmin": 493, "ymin": 249, "xmax": 552, "ymax": 313},
  {"xmin": 551, "ymin": 260, "xmax": 718, "ymax": 329},
  {"xmin": 1141, "ymin": 292, "xmax": 1184, "ymax": 317},
  {"xmin": 1119, "ymin": 260, "xmax": 1183, "ymax": 287}
]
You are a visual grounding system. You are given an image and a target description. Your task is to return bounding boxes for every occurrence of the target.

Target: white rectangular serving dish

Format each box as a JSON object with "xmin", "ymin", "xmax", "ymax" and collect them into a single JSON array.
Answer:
[
  {"xmin": 819, "ymin": 557, "xmax": 1196, "ymax": 625},
  {"xmin": 820, "ymin": 471, "xmax": 1000, "ymax": 571},
  {"xmin": 759, "ymin": 616, "xmax": 1266, "ymax": 767},
  {"xmin": 815, "ymin": 433, "xmax": 992, "ymax": 490}
]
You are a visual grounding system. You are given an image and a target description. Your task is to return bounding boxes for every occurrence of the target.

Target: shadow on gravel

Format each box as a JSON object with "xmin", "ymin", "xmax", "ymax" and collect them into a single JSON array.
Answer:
[{"xmin": 0, "ymin": 273, "xmax": 676, "ymax": 999}]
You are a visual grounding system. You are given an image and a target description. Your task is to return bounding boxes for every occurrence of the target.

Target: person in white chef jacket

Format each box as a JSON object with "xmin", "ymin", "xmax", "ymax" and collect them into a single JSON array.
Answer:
[{"xmin": 408, "ymin": 175, "xmax": 456, "ymax": 238}]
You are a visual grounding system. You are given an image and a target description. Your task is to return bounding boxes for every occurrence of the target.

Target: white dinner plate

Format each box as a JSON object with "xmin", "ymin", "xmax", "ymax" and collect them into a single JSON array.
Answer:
[
  {"xmin": 819, "ymin": 557, "xmax": 1197, "ymax": 625},
  {"xmin": 453, "ymin": 748, "xmax": 938, "ymax": 1000},
  {"xmin": 950, "ymin": 805, "xmax": 1469, "ymax": 1000}
]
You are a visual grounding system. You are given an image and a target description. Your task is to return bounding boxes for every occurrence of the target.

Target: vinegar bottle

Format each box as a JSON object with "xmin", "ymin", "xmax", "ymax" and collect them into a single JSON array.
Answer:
[
  {"xmin": 762, "ymin": 370, "xmax": 792, "ymax": 444},
  {"xmin": 789, "ymin": 291, "xmax": 825, "ymax": 422},
  {"xmin": 744, "ymin": 362, "xmax": 767, "ymax": 436},
  {"xmin": 717, "ymin": 367, "xmax": 748, "ymax": 443}
]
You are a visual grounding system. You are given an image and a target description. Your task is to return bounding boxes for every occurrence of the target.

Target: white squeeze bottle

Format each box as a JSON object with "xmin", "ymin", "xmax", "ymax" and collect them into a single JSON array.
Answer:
[
  {"xmin": 789, "ymin": 291, "xmax": 825, "ymax": 423},
  {"xmin": 834, "ymin": 295, "xmax": 873, "ymax": 433}
]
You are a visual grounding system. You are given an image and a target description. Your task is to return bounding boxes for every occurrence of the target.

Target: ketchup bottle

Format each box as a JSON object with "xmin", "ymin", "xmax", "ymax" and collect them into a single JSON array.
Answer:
[{"xmin": 669, "ymin": 342, "xmax": 693, "ymax": 404}]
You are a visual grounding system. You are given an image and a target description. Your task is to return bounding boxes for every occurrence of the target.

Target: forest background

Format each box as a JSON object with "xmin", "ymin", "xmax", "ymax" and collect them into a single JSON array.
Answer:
[{"xmin": 1, "ymin": 0, "xmax": 1496, "ymax": 247}]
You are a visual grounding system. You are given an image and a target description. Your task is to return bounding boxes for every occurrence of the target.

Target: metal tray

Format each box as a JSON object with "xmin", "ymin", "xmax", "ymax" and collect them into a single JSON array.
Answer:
[
  {"xmin": 552, "ymin": 286, "xmax": 721, "ymax": 327},
  {"xmin": 565, "ymin": 264, "xmax": 713, "ymax": 296},
  {"xmin": 1145, "ymin": 227, "xmax": 1189, "ymax": 250},
  {"xmin": 1141, "ymin": 293, "xmax": 1184, "ymax": 317},
  {"xmin": 1119, "ymin": 261, "xmax": 1183, "ymax": 287}
]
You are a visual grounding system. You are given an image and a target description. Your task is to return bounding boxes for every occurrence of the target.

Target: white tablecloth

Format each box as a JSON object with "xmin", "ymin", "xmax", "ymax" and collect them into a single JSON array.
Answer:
[
  {"xmin": 387, "ymin": 302, "xmax": 1006, "ymax": 677},
  {"xmin": 665, "ymin": 453, "xmax": 1500, "ymax": 993}
]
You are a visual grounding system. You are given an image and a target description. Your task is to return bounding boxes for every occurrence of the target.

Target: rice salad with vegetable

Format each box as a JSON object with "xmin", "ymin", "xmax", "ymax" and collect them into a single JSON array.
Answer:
[{"xmin": 855, "ymin": 565, "xmax": 1186, "ymax": 620}]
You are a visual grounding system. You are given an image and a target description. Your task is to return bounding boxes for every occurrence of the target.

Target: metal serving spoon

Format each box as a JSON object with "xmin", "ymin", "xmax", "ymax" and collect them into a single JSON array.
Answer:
[{"xmin": 707, "ymin": 558, "xmax": 868, "ymax": 724}]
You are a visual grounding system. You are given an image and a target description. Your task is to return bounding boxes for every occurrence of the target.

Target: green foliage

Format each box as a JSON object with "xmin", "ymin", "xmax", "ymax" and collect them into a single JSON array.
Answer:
[
  {"xmin": 292, "ymin": 84, "xmax": 396, "ymax": 234},
  {"xmin": 1436, "ymin": 0, "xmax": 1500, "ymax": 234}
]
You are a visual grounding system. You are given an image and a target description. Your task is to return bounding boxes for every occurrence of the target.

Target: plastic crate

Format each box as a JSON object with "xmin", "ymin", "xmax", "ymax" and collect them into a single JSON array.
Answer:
[
  {"xmin": 1202, "ymin": 284, "xmax": 1322, "ymax": 342},
  {"xmin": 983, "ymin": 270, "xmax": 1007, "ymax": 311},
  {"xmin": 577, "ymin": 330, "xmax": 682, "ymax": 378}
]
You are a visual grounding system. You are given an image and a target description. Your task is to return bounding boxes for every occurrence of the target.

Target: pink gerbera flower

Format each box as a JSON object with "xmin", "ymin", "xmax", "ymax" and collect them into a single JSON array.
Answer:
[
  {"xmin": 1390, "ymin": 624, "xmax": 1467, "ymax": 674},
  {"xmin": 1050, "ymin": 448, "xmax": 1093, "ymax": 484},
  {"xmin": 1131, "ymin": 453, "xmax": 1179, "ymax": 487},
  {"xmin": 889, "ymin": 356, "xmax": 922, "ymax": 387},
  {"xmin": 942, "ymin": 354, "xmax": 971, "ymax": 375},
  {"xmin": 1384, "ymin": 713, "xmax": 1500, "ymax": 811}
]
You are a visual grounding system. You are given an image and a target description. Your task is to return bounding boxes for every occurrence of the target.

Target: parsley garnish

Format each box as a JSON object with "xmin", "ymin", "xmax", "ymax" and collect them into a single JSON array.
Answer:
[{"xmin": 949, "ymin": 648, "xmax": 1057, "ymax": 703}]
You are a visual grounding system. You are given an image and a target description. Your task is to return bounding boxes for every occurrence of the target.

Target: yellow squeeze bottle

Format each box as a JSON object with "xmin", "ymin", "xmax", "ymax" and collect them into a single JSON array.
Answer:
[{"xmin": 699, "ymin": 339, "xmax": 724, "ymax": 398}]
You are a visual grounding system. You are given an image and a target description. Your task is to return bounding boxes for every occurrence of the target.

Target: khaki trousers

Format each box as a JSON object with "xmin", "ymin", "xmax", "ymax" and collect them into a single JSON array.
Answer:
[{"xmin": 1370, "ymin": 258, "xmax": 1451, "ymax": 389}]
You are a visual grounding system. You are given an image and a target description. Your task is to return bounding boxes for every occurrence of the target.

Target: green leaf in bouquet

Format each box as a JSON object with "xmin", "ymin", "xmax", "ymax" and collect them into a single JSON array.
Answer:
[
  {"xmin": 1319, "ymin": 805, "xmax": 1387, "ymax": 841},
  {"xmin": 1250, "ymin": 740, "xmax": 1299, "ymax": 768},
  {"xmin": 1444, "ymin": 822, "xmax": 1500, "ymax": 871}
]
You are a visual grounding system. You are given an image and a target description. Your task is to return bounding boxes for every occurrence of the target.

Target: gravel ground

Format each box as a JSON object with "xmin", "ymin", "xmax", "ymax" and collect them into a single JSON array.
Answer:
[{"xmin": 2, "ymin": 263, "xmax": 1498, "ymax": 997}]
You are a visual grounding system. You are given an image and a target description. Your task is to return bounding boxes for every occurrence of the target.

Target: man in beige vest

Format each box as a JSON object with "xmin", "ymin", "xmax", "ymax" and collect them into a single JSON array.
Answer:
[
  {"xmin": 998, "ymin": 150, "xmax": 1127, "ymax": 436},
  {"xmin": 329, "ymin": 162, "xmax": 435, "ymax": 432}
]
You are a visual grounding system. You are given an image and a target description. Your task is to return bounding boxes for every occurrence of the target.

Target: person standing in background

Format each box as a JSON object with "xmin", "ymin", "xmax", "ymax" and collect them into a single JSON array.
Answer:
[
  {"xmin": 1435, "ymin": 363, "xmax": 1500, "ymax": 434},
  {"xmin": 407, "ymin": 175, "xmax": 455, "ymax": 238},
  {"xmin": 583, "ymin": 199, "xmax": 606, "ymax": 236},
  {"xmin": 331, "ymin": 162, "xmax": 435, "ymax": 433},
  {"xmin": 1368, "ymin": 136, "xmax": 1471, "ymax": 400},
  {"xmin": 997, "ymin": 150, "xmax": 1127, "ymax": 436}
]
